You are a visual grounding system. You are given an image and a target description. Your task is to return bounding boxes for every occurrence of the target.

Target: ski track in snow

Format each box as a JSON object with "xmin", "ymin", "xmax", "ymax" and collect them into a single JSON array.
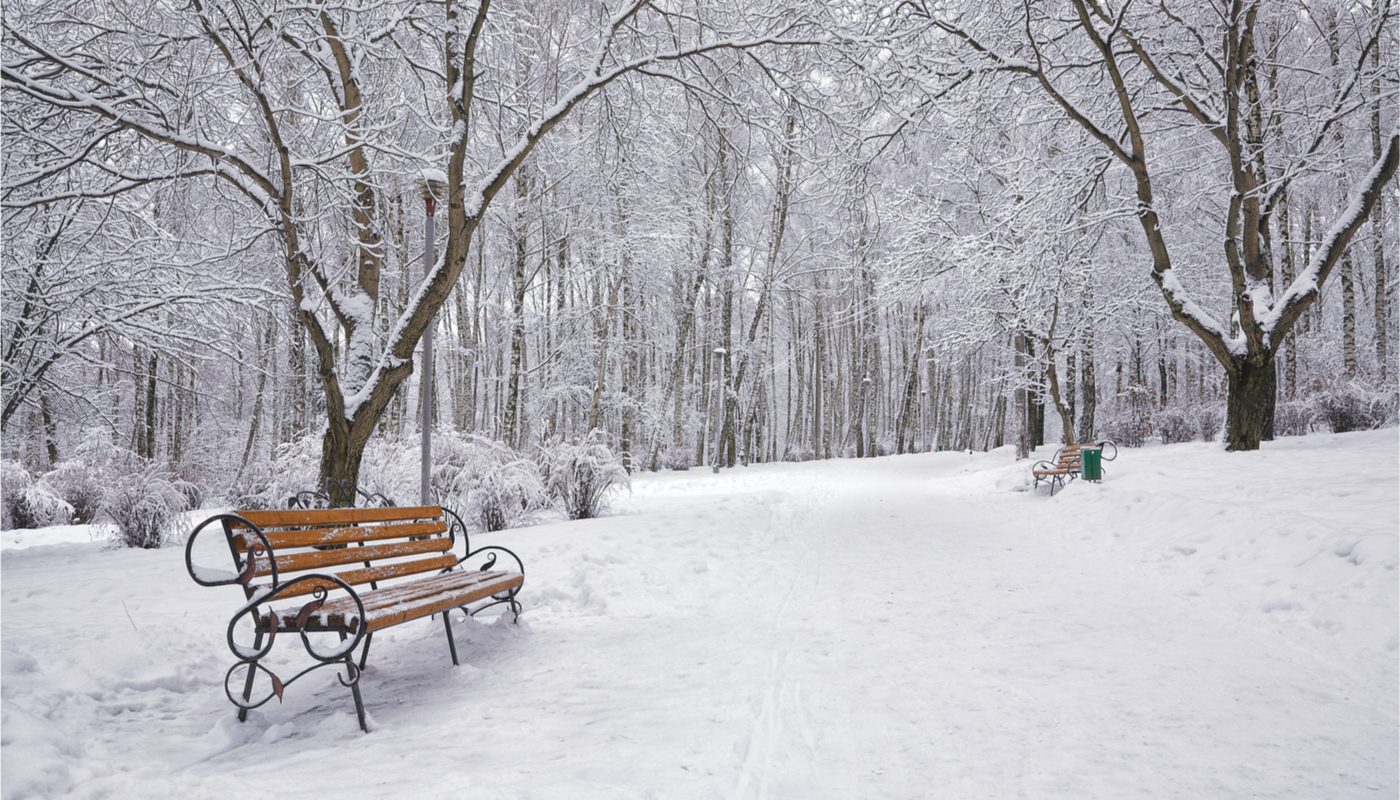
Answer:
[{"xmin": 2, "ymin": 429, "xmax": 1396, "ymax": 799}]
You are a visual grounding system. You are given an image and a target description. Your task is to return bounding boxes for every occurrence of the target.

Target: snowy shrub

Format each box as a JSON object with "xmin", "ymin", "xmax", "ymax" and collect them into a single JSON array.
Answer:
[
  {"xmin": 440, "ymin": 436, "xmax": 545, "ymax": 532},
  {"xmin": 1194, "ymin": 405, "xmax": 1223, "ymax": 442},
  {"xmin": 39, "ymin": 435, "xmax": 173, "ymax": 524},
  {"xmin": 783, "ymin": 446, "xmax": 815, "ymax": 463},
  {"xmin": 1101, "ymin": 415, "xmax": 1148, "ymax": 448},
  {"xmin": 1, "ymin": 460, "xmax": 33, "ymax": 530},
  {"xmin": 40, "ymin": 459, "xmax": 106, "ymax": 524},
  {"xmin": 1, "ymin": 461, "xmax": 73, "ymax": 530},
  {"xmin": 1312, "ymin": 382, "xmax": 1391, "ymax": 434},
  {"xmin": 19, "ymin": 482, "xmax": 74, "ymax": 528},
  {"xmin": 876, "ymin": 434, "xmax": 896, "ymax": 457},
  {"xmin": 1273, "ymin": 400, "xmax": 1313, "ymax": 437},
  {"xmin": 172, "ymin": 479, "xmax": 205, "ymax": 511},
  {"xmin": 103, "ymin": 465, "xmax": 191, "ymax": 549},
  {"xmin": 1153, "ymin": 409, "xmax": 1195, "ymax": 445},
  {"xmin": 0, "ymin": 462, "xmax": 73, "ymax": 532},
  {"xmin": 664, "ymin": 447, "xmax": 694, "ymax": 471},
  {"xmin": 542, "ymin": 436, "xmax": 630, "ymax": 520},
  {"xmin": 228, "ymin": 436, "xmax": 320, "ymax": 508}
]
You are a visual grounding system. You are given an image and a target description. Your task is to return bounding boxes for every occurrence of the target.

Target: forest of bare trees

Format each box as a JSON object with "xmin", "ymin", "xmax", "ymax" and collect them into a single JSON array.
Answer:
[{"xmin": 2, "ymin": 0, "xmax": 1395, "ymax": 507}]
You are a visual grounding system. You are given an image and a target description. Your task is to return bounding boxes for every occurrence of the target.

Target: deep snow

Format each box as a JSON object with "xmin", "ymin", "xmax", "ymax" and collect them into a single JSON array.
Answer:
[{"xmin": 2, "ymin": 429, "xmax": 1396, "ymax": 799}]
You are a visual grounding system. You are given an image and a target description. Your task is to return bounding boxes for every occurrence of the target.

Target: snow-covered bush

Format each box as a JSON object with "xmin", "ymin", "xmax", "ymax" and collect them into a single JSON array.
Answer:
[
  {"xmin": 227, "ymin": 436, "xmax": 320, "ymax": 508},
  {"xmin": 38, "ymin": 434, "xmax": 167, "ymax": 523},
  {"xmin": 1, "ymin": 461, "xmax": 73, "ymax": 530},
  {"xmin": 1274, "ymin": 400, "xmax": 1313, "ymax": 437},
  {"xmin": 663, "ymin": 446, "xmax": 693, "ymax": 471},
  {"xmin": 1153, "ymin": 409, "xmax": 1195, "ymax": 445},
  {"xmin": 876, "ymin": 434, "xmax": 896, "ymax": 456},
  {"xmin": 172, "ymin": 479, "xmax": 205, "ymax": 511},
  {"xmin": 783, "ymin": 445, "xmax": 815, "ymax": 463},
  {"xmin": 1194, "ymin": 405, "xmax": 1223, "ymax": 442},
  {"xmin": 20, "ymin": 482, "xmax": 74, "ymax": 528},
  {"xmin": 1312, "ymin": 382, "xmax": 1392, "ymax": 434},
  {"xmin": 103, "ymin": 465, "xmax": 191, "ymax": 549},
  {"xmin": 1, "ymin": 460, "xmax": 32, "ymax": 530},
  {"xmin": 40, "ymin": 459, "xmax": 105, "ymax": 524},
  {"xmin": 1, "ymin": 460, "xmax": 73, "ymax": 530},
  {"xmin": 439, "ymin": 436, "xmax": 545, "ymax": 532},
  {"xmin": 542, "ymin": 436, "xmax": 630, "ymax": 520}
]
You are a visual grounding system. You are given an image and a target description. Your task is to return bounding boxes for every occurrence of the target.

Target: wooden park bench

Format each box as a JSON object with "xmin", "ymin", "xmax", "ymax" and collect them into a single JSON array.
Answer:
[
  {"xmin": 184, "ymin": 504, "xmax": 524, "ymax": 732},
  {"xmin": 1032, "ymin": 440, "xmax": 1117, "ymax": 496}
]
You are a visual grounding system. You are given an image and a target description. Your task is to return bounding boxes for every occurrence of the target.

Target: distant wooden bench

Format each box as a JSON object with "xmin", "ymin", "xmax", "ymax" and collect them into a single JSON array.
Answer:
[
  {"xmin": 1032, "ymin": 441, "xmax": 1117, "ymax": 495},
  {"xmin": 1032, "ymin": 444, "xmax": 1083, "ymax": 496},
  {"xmin": 184, "ymin": 505, "xmax": 524, "ymax": 732}
]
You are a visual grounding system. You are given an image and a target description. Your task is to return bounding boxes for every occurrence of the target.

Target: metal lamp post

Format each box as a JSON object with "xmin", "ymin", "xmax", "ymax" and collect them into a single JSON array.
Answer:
[{"xmin": 418, "ymin": 169, "xmax": 446, "ymax": 505}]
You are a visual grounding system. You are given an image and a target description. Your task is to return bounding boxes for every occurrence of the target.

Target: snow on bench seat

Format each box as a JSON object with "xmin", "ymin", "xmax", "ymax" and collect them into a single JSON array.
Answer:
[{"xmin": 262, "ymin": 569, "xmax": 524, "ymax": 632}]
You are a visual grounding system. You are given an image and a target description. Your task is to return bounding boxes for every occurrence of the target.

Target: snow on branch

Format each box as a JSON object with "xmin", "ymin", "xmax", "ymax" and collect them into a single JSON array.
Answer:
[
  {"xmin": 348, "ymin": 24, "xmax": 819, "ymax": 423},
  {"xmin": 1261, "ymin": 125, "xmax": 1399, "ymax": 348}
]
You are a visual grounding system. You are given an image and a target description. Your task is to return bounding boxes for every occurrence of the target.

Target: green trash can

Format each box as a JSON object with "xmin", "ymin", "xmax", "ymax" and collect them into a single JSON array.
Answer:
[{"xmin": 1081, "ymin": 446, "xmax": 1103, "ymax": 482}]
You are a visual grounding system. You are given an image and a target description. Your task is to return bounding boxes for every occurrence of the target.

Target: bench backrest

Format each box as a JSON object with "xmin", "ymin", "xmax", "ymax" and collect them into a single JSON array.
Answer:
[{"xmin": 226, "ymin": 506, "xmax": 453, "ymax": 598}]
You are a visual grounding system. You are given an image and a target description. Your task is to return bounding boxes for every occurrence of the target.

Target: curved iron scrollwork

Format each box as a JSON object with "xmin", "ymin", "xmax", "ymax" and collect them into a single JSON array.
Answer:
[
  {"xmin": 288, "ymin": 479, "xmax": 396, "ymax": 509},
  {"xmin": 436, "ymin": 505, "xmax": 524, "ymax": 617},
  {"xmin": 186, "ymin": 513, "xmax": 278, "ymax": 590},
  {"xmin": 287, "ymin": 489, "xmax": 330, "ymax": 510},
  {"xmin": 225, "ymin": 574, "xmax": 367, "ymax": 664},
  {"xmin": 224, "ymin": 656, "xmax": 360, "ymax": 711},
  {"xmin": 1096, "ymin": 439, "xmax": 1119, "ymax": 462}
]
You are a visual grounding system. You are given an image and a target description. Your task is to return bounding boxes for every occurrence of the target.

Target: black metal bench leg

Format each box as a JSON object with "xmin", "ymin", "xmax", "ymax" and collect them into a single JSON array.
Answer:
[
  {"xmin": 358, "ymin": 632, "xmax": 373, "ymax": 673},
  {"xmin": 509, "ymin": 598, "xmax": 521, "ymax": 624},
  {"xmin": 345, "ymin": 654, "xmax": 368, "ymax": 733},
  {"xmin": 237, "ymin": 628, "xmax": 264, "ymax": 723},
  {"xmin": 443, "ymin": 612, "xmax": 460, "ymax": 666},
  {"xmin": 338, "ymin": 630, "xmax": 369, "ymax": 732}
]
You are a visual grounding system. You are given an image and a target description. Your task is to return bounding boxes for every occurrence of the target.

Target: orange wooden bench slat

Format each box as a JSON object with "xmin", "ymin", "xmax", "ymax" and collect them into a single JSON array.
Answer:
[
  {"xmin": 232, "ymin": 505, "xmax": 443, "ymax": 529},
  {"xmin": 253, "ymin": 536, "xmax": 452, "ymax": 578},
  {"xmin": 262, "ymin": 554, "xmax": 459, "ymax": 598},
  {"xmin": 364, "ymin": 573, "xmax": 523, "ymax": 631},
  {"xmin": 232, "ymin": 520, "xmax": 448, "ymax": 552},
  {"xmin": 267, "ymin": 570, "xmax": 523, "ymax": 632}
]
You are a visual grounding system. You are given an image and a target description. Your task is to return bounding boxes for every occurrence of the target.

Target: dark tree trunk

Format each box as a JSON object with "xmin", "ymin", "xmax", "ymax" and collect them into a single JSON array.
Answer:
[
  {"xmin": 1225, "ymin": 357, "xmax": 1276, "ymax": 451},
  {"xmin": 1078, "ymin": 316, "xmax": 1096, "ymax": 443},
  {"xmin": 40, "ymin": 394, "xmax": 59, "ymax": 467},
  {"xmin": 320, "ymin": 418, "xmax": 371, "ymax": 507}
]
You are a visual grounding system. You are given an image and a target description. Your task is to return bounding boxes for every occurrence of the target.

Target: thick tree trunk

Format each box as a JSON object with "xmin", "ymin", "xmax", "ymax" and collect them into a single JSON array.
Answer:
[
  {"xmin": 319, "ymin": 418, "xmax": 372, "ymax": 507},
  {"xmin": 1225, "ymin": 357, "xmax": 1276, "ymax": 451}
]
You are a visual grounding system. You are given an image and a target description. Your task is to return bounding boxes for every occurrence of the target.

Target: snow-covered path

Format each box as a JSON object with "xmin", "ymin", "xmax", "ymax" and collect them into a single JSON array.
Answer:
[{"xmin": 3, "ymin": 431, "xmax": 1396, "ymax": 798}]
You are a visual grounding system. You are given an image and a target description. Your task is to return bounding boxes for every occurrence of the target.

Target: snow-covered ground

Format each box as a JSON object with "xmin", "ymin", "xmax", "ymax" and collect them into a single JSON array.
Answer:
[{"xmin": 2, "ymin": 429, "xmax": 1396, "ymax": 799}]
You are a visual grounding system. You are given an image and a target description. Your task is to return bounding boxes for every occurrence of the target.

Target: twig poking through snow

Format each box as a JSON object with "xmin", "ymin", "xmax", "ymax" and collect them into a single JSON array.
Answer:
[{"xmin": 121, "ymin": 600, "xmax": 139, "ymax": 632}]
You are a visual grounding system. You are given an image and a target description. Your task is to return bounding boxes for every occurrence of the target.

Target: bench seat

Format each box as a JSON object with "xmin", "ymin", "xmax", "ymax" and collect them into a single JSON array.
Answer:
[{"xmin": 262, "ymin": 569, "xmax": 523, "ymax": 633}]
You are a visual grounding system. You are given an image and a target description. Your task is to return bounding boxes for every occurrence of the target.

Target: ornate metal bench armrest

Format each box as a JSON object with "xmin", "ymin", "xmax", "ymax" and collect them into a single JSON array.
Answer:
[
  {"xmin": 222, "ymin": 573, "xmax": 367, "ymax": 714},
  {"xmin": 1031, "ymin": 459, "xmax": 1057, "ymax": 472},
  {"xmin": 456, "ymin": 544, "xmax": 526, "ymax": 579},
  {"xmin": 227, "ymin": 573, "xmax": 368, "ymax": 664},
  {"xmin": 1095, "ymin": 439, "xmax": 1119, "ymax": 461},
  {"xmin": 186, "ymin": 513, "xmax": 279, "ymax": 589}
]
